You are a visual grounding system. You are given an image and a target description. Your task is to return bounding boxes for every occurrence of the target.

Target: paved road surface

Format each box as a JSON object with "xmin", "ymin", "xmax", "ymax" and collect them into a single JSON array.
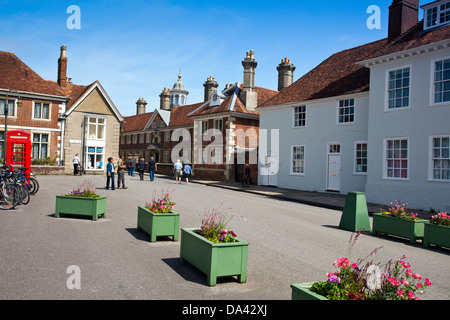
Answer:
[{"xmin": 0, "ymin": 175, "xmax": 448, "ymax": 300}]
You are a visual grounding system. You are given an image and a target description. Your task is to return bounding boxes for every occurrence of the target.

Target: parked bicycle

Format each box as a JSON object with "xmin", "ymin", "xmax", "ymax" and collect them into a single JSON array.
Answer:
[
  {"xmin": 0, "ymin": 166, "xmax": 40, "ymax": 209},
  {"xmin": 0, "ymin": 170, "xmax": 21, "ymax": 210}
]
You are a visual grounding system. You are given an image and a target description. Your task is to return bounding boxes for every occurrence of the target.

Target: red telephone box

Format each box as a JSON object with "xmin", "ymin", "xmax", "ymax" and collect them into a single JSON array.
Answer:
[{"xmin": 6, "ymin": 130, "xmax": 31, "ymax": 177}]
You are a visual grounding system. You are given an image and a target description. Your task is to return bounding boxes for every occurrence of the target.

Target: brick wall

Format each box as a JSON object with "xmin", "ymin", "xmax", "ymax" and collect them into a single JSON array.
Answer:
[{"xmin": 0, "ymin": 97, "xmax": 63, "ymax": 161}]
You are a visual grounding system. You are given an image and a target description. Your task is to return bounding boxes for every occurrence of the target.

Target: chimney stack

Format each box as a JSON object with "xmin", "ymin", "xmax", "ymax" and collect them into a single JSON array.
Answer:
[
  {"xmin": 277, "ymin": 58, "xmax": 296, "ymax": 91},
  {"xmin": 159, "ymin": 88, "xmax": 171, "ymax": 111},
  {"xmin": 388, "ymin": 0, "xmax": 420, "ymax": 41},
  {"xmin": 240, "ymin": 50, "xmax": 258, "ymax": 110},
  {"xmin": 136, "ymin": 97, "xmax": 147, "ymax": 115},
  {"xmin": 203, "ymin": 76, "xmax": 219, "ymax": 102},
  {"xmin": 57, "ymin": 45, "xmax": 68, "ymax": 87}
]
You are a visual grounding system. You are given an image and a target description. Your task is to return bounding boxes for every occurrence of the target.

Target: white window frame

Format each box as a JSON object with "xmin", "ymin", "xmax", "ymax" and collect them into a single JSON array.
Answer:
[
  {"xmin": 385, "ymin": 65, "xmax": 411, "ymax": 111},
  {"xmin": 87, "ymin": 116, "xmax": 106, "ymax": 140},
  {"xmin": 354, "ymin": 141, "xmax": 368, "ymax": 175},
  {"xmin": 85, "ymin": 146, "xmax": 105, "ymax": 170},
  {"xmin": 214, "ymin": 119, "xmax": 223, "ymax": 133},
  {"xmin": 430, "ymin": 56, "xmax": 450, "ymax": 106},
  {"xmin": 132, "ymin": 134, "xmax": 137, "ymax": 144},
  {"xmin": 290, "ymin": 145, "xmax": 305, "ymax": 175},
  {"xmin": 429, "ymin": 134, "xmax": 450, "ymax": 182},
  {"xmin": 424, "ymin": 1, "xmax": 450, "ymax": 30},
  {"xmin": 32, "ymin": 132, "xmax": 50, "ymax": 159},
  {"xmin": 337, "ymin": 98, "xmax": 355, "ymax": 125},
  {"xmin": 126, "ymin": 135, "xmax": 131, "ymax": 144},
  {"xmin": 32, "ymin": 101, "xmax": 51, "ymax": 120},
  {"xmin": 163, "ymin": 151, "xmax": 169, "ymax": 163},
  {"xmin": 201, "ymin": 120, "xmax": 208, "ymax": 134},
  {"xmin": 164, "ymin": 131, "xmax": 170, "ymax": 142},
  {"xmin": 0, "ymin": 99, "xmax": 17, "ymax": 118},
  {"xmin": 383, "ymin": 137, "xmax": 409, "ymax": 180},
  {"xmin": 292, "ymin": 105, "xmax": 306, "ymax": 128}
]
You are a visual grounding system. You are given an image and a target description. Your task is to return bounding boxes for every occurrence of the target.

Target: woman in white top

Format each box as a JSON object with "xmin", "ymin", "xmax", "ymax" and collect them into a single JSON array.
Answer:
[{"xmin": 73, "ymin": 153, "xmax": 80, "ymax": 176}]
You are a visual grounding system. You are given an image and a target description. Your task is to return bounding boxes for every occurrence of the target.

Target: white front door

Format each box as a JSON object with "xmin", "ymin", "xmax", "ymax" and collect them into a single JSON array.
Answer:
[
  {"xmin": 327, "ymin": 154, "xmax": 341, "ymax": 191},
  {"xmin": 260, "ymin": 155, "xmax": 278, "ymax": 186},
  {"xmin": 268, "ymin": 156, "xmax": 278, "ymax": 186}
]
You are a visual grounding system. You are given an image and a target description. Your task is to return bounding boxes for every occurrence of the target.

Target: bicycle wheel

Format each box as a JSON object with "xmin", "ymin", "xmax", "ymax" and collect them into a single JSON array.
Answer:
[
  {"xmin": 27, "ymin": 177, "xmax": 39, "ymax": 195},
  {"xmin": 0, "ymin": 183, "xmax": 20, "ymax": 210},
  {"xmin": 16, "ymin": 183, "xmax": 30, "ymax": 205}
]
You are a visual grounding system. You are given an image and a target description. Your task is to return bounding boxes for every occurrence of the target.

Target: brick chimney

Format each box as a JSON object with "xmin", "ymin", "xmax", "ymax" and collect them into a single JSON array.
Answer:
[
  {"xmin": 57, "ymin": 45, "xmax": 68, "ymax": 87},
  {"xmin": 277, "ymin": 58, "xmax": 296, "ymax": 91},
  {"xmin": 240, "ymin": 50, "xmax": 258, "ymax": 110},
  {"xmin": 388, "ymin": 0, "xmax": 420, "ymax": 41},
  {"xmin": 136, "ymin": 97, "xmax": 147, "ymax": 115},
  {"xmin": 159, "ymin": 88, "xmax": 171, "ymax": 111},
  {"xmin": 203, "ymin": 76, "xmax": 219, "ymax": 102}
]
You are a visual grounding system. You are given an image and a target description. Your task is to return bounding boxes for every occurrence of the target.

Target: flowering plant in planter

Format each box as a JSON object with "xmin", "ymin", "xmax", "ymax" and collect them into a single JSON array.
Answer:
[
  {"xmin": 197, "ymin": 208, "xmax": 238, "ymax": 243},
  {"xmin": 144, "ymin": 190, "xmax": 175, "ymax": 214},
  {"xmin": 429, "ymin": 212, "xmax": 450, "ymax": 226},
  {"xmin": 381, "ymin": 199, "xmax": 420, "ymax": 221},
  {"xmin": 310, "ymin": 232, "xmax": 432, "ymax": 300},
  {"xmin": 61, "ymin": 180, "xmax": 100, "ymax": 198}
]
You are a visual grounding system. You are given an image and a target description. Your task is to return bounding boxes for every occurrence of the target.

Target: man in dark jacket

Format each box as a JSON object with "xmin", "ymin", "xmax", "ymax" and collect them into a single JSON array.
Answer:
[
  {"xmin": 148, "ymin": 157, "xmax": 157, "ymax": 181},
  {"xmin": 137, "ymin": 158, "xmax": 146, "ymax": 181}
]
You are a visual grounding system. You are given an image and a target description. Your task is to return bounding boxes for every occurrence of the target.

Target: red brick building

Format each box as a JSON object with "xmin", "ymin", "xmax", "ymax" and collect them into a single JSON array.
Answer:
[
  {"xmin": 119, "ymin": 50, "xmax": 283, "ymax": 183},
  {"xmin": 0, "ymin": 46, "xmax": 123, "ymax": 172}
]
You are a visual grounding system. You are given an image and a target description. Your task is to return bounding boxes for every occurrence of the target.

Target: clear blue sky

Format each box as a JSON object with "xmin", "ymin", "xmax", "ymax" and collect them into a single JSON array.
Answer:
[{"xmin": 1, "ymin": 0, "xmax": 425, "ymax": 116}]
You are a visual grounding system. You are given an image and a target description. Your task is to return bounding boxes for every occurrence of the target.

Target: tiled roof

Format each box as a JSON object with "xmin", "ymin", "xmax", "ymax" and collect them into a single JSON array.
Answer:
[
  {"xmin": 189, "ymin": 84, "xmax": 277, "ymax": 117},
  {"xmin": 123, "ymin": 112, "xmax": 153, "ymax": 132},
  {"xmin": 169, "ymin": 102, "xmax": 205, "ymax": 127},
  {"xmin": 257, "ymin": 21, "xmax": 450, "ymax": 109},
  {"xmin": 0, "ymin": 51, "xmax": 66, "ymax": 97},
  {"xmin": 0, "ymin": 50, "xmax": 121, "ymax": 120}
]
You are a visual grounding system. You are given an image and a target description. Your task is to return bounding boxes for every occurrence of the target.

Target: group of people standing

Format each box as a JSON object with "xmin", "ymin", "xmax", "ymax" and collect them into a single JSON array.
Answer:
[{"xmin": 106, "ymin": 155, "xmax": 158, "ymax": 190}]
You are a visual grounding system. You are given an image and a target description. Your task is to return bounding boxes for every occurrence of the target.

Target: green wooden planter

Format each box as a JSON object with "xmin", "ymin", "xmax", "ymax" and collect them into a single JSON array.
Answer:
[
  {"xmin": 372, "ymin": 212, "xmax": 426, "ymax": 244},
  {"xmin": 179, "ymin": 228, "xmax": 249, "ymax": 286},
  {"xmin": 291, "ymin": 283, "xmax": 328, "ymax": 300},
  {"xmin": 55, "ymin": 195, "xmax": 107, "ymax": 221},
  {"xmin": 423, "ymin": 222, "xmax": 450, "ymax": 249},
  {"xmin": 137, "ymin": 206, "xmax": 180, "ymax": 242}
]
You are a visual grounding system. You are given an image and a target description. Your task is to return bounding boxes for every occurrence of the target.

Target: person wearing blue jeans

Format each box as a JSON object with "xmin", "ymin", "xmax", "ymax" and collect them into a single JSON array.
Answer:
[
  {"xmin": 148, "ymin": 157, "xmax": 157, "ymax": 181},
  {"xmin": 106, "ymin": 157, "xmax": 115, "ymax": 190}
]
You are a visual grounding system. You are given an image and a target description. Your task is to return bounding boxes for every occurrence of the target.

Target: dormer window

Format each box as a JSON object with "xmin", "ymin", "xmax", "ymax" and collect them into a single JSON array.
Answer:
[
  {"xmin": 210, "ymin": 89, "xmax": 226, "ymax": 107},
  {"xmin": 423, "ymin": 0, "xmax": 450, "ymax": 30}
]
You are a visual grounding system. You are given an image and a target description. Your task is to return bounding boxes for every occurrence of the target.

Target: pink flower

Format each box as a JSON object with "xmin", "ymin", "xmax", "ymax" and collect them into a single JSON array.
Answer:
[
  {"xmin": 412, "ymin": 273, "xmax": 422, "ymax": 280},
  {"xmin": 416, "ymin": 283, "xmax": 422, "ymax": 289},
  {"xmin": 407, "ymin": 291, "xmax": 415, "ymax": 299},
  {"xmin": 333, "ymin": 257, "xmax": 349, "ymax": 268},
  {"xmin": 405, "ymin": 269, "xmax": 412, "ymax": 276},
  {"xmin": 327, "ymin": 272, "xmax": 338, "ymax": 277},
  {"xmin": 387, "ymin": 277, "xmax": 399, "ymax": 286},
  {"xmin": 397, "ymin": 290, "xmax": 404, "ymax": 297},
  {"xmin": 351, "ymin": 263, "xmax": 358, "ymax": 269},
  {"xmin": 424, "ymin": 278, "xmax": 432, "ymax": 286}
]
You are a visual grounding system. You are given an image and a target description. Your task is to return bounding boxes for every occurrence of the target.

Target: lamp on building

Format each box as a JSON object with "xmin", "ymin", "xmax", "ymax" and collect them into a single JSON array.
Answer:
[
  {"xmin": 3, "ymin": 90, "xmax": 22, "ymax": 165},
  {"xmin": 120, "ymin": 121, "xmax": 125, "ymax": 134}
]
